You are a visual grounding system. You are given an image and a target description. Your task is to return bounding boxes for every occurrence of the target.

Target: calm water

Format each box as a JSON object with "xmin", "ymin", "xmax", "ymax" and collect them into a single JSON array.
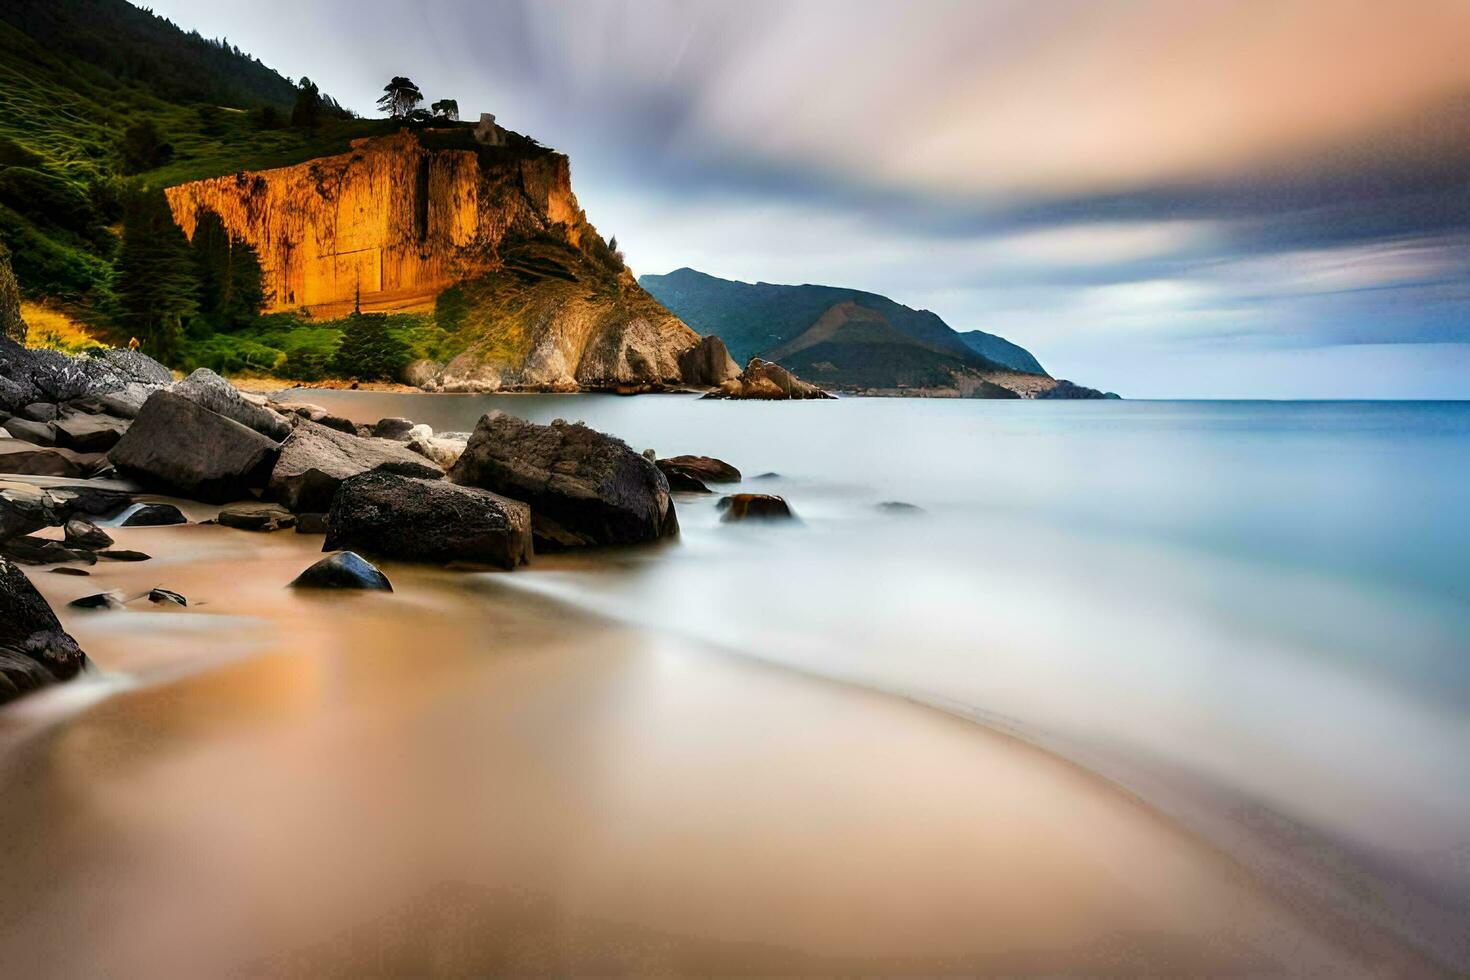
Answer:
[{"xmin": 303, "ymin": 391, "xmax": 1470, "ymax": 968}]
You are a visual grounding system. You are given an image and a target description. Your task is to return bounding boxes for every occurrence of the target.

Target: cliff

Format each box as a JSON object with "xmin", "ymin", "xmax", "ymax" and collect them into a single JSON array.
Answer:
[{"xmin": 166, "ymin": 131, "xmax": 736, "ymax": 390}]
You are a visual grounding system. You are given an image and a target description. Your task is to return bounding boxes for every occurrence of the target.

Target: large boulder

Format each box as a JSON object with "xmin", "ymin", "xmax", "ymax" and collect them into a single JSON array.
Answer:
[
  {"xmin": 657, "ymin": 455, "xmax": 741, "ymax": 484},
  {"xmin": 324, "ymin": 470, "xmax": 531, "ymax": 569},
  {"xmin": 718, "ymin": 493, "xmax": 796, "ymax": 522},
  {"xmin": 172, "ymin": 368, "xmax": 291, "ymax": 441},
  {"xmin": 267, "ymin": 420, "xmax": 443, "ymax": 513},
  {"xmin": 703, "ymin": 358, "xmax": 835, "ymax": 401},
  {"xmin": 678, "ymin": 335, "xmax": 741, "ymax": 387},
  {"xmin": 450, "ymin": 412, "xmax": 678, "ymax": 551},
  {"xmin": 108, "ymin": 390, "xmax": 279, "ymax": 503},
  {"xmin": 0, "ymin": 556, "xmax": 89, "ymax": 704},
  {"xmin": 1, "ymin": 340, "xmax": 170, "ymax": 414}
]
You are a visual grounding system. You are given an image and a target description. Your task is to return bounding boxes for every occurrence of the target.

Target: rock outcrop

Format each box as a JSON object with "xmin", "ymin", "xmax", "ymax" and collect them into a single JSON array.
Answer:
[
  {"xmin": 325, "ymin": 470, "xmax": 532, "ymax": 569},
  {"xmin": 704, "ymin": 358, "xmax": 835, "ymax": 400},
  {"xmin": 450, "ymin": 411, "xmax": 678, "ymax": 551},
  {"xmin": 173, "ymin": 368, "xmax": 291, "ymax": 440},
  {"xmin": 165, "ymin": 130, "xmax": 724, "ymax": 392},
  {"xmin": 109, "ymin": 390, "xmax": 279, "ymax": 502},
  {"xmin": 657, "ymin": 455, "xmax": 742, "ymax": 484},
  {"xmin": 267, "ymin": 419, "xmax": 442, "ymax": 513},
  {"xmin": 1, "ymin": 341, "xmax": 171, "ymax": 415},
  {"xmin": 1, "ymin": 556, "xmax": 89, "ymax": 704}
]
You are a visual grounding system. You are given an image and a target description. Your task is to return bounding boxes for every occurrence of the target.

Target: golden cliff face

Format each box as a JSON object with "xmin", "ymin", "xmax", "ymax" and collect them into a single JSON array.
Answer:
[{"xmin": 165, "ymin": 131, "xmax": 588, "ymax": 318}]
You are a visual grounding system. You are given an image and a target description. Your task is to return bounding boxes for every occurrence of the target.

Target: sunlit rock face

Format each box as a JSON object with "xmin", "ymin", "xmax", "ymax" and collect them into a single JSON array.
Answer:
[
  {"xmin": 166, "ymin": 131, "xmax": 584, "ymax": 318},
  {"xmin": 165, "ymin": 131, "xmax": 722, "ymax": 390}
]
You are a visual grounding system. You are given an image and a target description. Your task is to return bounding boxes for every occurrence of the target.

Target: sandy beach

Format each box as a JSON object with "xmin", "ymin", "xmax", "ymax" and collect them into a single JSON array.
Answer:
[{"xmin": 0, "ymin": 495, "xmax": 1432, "ymax": 975}]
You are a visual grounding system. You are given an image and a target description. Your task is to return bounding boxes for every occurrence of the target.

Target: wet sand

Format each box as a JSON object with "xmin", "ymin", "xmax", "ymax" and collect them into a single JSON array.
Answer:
[{"xmin": 0, "ymin": 513, "xmax": 1428, "ymax": 974}]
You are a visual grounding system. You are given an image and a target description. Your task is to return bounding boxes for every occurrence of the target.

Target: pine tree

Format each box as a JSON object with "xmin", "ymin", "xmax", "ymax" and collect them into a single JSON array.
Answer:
[
  {"xmin": 330, "ymin": 311, "xmax": 408, "ymax": 381},
  {"xmin": 115, "ymin": 190, "xmax": 199, "ymax": 363},
  {"xmin": 191, "ymin": 210, "xmax": 265, "ymax": 331}
]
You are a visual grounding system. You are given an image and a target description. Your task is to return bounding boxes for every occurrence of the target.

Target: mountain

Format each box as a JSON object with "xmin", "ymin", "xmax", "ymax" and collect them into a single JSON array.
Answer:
[
  {"xmin": 639, "ymin": 268, "xmax": 1110, "ymax": 397},
  {"xmin": 0, "ymin": 0, "xmax": 735, "ymax": 391},
  {"xmin": 957, "ymin": 330, "xmax": 1047, "ymax": 376}
]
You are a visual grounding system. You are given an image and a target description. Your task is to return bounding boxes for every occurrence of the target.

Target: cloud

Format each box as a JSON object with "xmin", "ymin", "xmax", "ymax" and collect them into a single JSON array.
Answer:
[{"xmin": 141, "ymin": 0, "xmax": 1470, "ymax": 395}]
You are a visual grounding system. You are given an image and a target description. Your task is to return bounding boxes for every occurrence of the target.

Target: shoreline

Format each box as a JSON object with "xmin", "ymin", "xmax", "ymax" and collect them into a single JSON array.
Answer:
[{"xmin": 0, "ymin": 492, "xmax": 1428, "ymax": 974}]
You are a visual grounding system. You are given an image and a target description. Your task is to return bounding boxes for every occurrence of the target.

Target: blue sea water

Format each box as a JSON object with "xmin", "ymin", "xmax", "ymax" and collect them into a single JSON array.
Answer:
[{"xmin": 305, "ymin": 392, "xmax": 1470, "ymax": 967}]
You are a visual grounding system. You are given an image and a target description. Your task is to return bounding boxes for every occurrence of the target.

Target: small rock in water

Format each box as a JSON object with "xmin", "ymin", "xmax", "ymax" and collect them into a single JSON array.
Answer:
[
  {"xmin": 1, "ymin": 535, "xmax": 97, "ymax": 565},
  {"xmin": 147, "ymin": 587, "xmax": 187, "ymax": 607},
  {"xmin": 752, "ymin": 472, "xmax": 781, "ymax": 481},
  {"xmin": 122, "ymin": 503, "xmax": 188, "ymax": 527},
  {"xmin": 98, "ymin": 550, "xmax": 151, "ymax": 562},
  {"xmin": 50, "ymin": 567, "xmax": 91, "ymax": 576},
  {"xmin": 661, "ymin": 468, "xmax": 711, "ymax": 493},
  {"xmin": 218, "ymin": 501, "xmax": 296, "ymax": 532},
  {"xmin": 69, "ymin": 591, "xmax": 123, "ymax": 610},
  {"xmin": 876, "ymin": 501, "xmax": 924, "ymax": 515},
  {"xmin": 64, "ymin": 516, "xmax": 114, "ymax": 550},
  {"xmin": 657, "ymin": 455, "xmax": 741, "ymax": 483},
  {"xmin": 289, "ymin": 551, "xmax": 393, "ymax": 591},
  {"xmin": 372, "ymin": 417, "xmax": 416, "ymax": 441},
  {"xmin": 718, "ymin": 493, "xmax": 797, "ymax": 523}
]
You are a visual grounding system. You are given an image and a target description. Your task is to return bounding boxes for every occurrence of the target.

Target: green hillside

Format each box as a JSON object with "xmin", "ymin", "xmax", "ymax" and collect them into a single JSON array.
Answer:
[
  {"xmin": 639, "ymin": 267, "xmax": 1052, "ymax": 388},
  {"xmin": 0, "ymin": 0, "xmax": 377, "ymax": 336}
]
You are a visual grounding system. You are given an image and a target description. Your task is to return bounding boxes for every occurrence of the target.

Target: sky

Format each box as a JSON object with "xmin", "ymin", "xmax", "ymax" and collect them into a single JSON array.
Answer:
[{"xmin": 142, "ymin": 0, "xmax": 1470, "ymax": 397}]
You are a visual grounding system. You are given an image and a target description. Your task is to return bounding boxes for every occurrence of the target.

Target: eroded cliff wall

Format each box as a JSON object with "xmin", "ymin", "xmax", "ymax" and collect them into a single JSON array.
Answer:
[{"xmin": 165, "ymin": 131, "xmax": 588, "ymax": 318}]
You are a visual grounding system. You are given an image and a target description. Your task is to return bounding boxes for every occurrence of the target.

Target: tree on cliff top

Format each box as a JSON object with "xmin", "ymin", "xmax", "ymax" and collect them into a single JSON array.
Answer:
[
  {"xmin": 431, "ymin": 99, "xmax": 459, "ymax": 121},
  {"xmin": 116, "ymin": 190, "xmax": 198, "ymax": 363},
  {"xmin": 291, "ymin": 77, "xmax": 322, "ymax": 129},
  {"xmin": 377, "ymin": 77, "xmax": 423, "ymax": 120}
]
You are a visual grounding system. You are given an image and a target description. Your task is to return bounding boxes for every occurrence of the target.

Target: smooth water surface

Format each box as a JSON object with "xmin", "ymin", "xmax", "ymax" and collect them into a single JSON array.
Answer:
[{"xmin": 300, "ymin": 391, "xmax": 1470, "ymax": 967}]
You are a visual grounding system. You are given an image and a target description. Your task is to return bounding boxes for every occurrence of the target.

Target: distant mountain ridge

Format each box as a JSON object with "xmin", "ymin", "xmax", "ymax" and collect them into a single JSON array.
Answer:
[{"xmin": 640, "ymin": 268, "xmax": 1113, "ymax": 397}]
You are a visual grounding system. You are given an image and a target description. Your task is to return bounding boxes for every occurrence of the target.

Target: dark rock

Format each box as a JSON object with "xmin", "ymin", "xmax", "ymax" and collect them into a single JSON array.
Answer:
[
  {"xmin": 372, "ymin": 417, "xmax": 416, "ymax": 441},
  {"xmin": 0, "ymin": 340, "xmax": 170, "ymax": 415},
  {"xmin": 147, "ymin": 588, "xmax": 187, "ymax": 607},
  {"xmin": 50, "ymin": 567, "xmax": 90, "ymax": 576},
  {"xmin": 325, "ymin": 470, "xmax": 532, "ymax": 569},
  {"xmin": 753, "ymin": 472, "xmax": 781, "ymax": 480},
  {"xmin": 172, "ymin": 368, "xmax": 291, "ymax": 440},
  {"xmin": 4, "ymin": 417, "xmax": 55, "ymax": 445},
  {"xmin": 718, "ymin": 493, "xmax": 796, "ymax": 522},
  {"xmin": 267, "ymin": 419, "xmax": 443, "ymax": 513},
  {"xmin": 64, "ymin": 517, "xmax": 114, "ymax": 550},
  {"xmin": 52, "ymin": 413, "xmax": 128, "ymax": 452},
  {"xmin": 660, "ymin": 468, "xmax": 711, "ymax": 493},
  {"xmin": 121, "ymin": 503, "xmax": 188, "ymax": 527},
  {"xmin": 658, "ymin": 455, "xmax": 741, "ymax": 484},
  {"xmin": 0, "ymin": 481, "xmax": 62, "ymax": 539},
  {"xmin": 678, "ymin": 334, "xmax": 742, "ymax": 387},
  {"xmin": 450, "ymin": 411, "xmax": 677, "ymax": 551},
  {"xmin": 218, "ymin": 501, "xmax": 296, "ymax": 532},
  {"xmin": 1, "ymin": 555, "xmax": 88, "ymax": 701},
  {"xmin": 294, "ymin": 512, "xmax": 329, "ymax": 535},
  {"xmin": 1, "ymin": 535, "xmax": 97, "ymax": 565},
  {"xmin": 108, "ymin": 390, "xmax": 279, "ymax": 503},
  {"xmin": 97, "ymin": 550, "xmax": 150, "ymax": 562},
  {"xmin": 877, "ymin": 501, "xmax": 924, "ymax": 514},
  {"xmin": 703, "ymin": 358, "xmax": 835, "ymax": 401},
  {"xmin": 272, "ymin": 401, "xmax": 358, "ymax": 434},
  {"xmin": 0, "ymin": 441, "xmax": 102, "ymax": 478},
  {"xmin": 69, "ymin": 592, "xmax": 123, "ymax": 610},
  {"xmin": 47, "ymin": 485, "xmax": 134, "ymax": 519},
  {"xmin": 1037, "ymin": 380, "xmax": 1114, "ymax": 400},
  {"xmin": 20, "ymin": 402, "xmax": 59, "ymax": 423},
  {"xmin": 289, "ymin": 551, "xmax": 393, "ymax": 591}
]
